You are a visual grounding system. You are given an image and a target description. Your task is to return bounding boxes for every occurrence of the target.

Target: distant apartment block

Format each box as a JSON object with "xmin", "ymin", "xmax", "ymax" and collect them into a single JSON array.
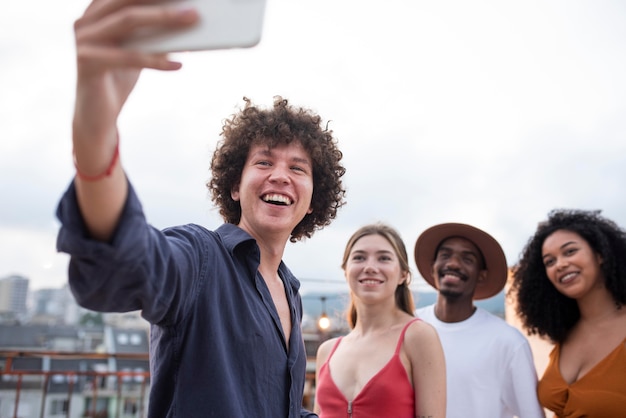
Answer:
[
  {"xmin": 31, "ymin": 285, "xmax": 88, "ymax": 326},
  {"xmin": 0, "ymin": 275, "xmax": 29, "ymax": 320}
]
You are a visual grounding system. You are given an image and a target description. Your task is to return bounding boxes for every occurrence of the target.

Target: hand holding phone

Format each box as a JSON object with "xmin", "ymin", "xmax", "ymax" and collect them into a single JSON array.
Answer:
[{"xmin": 124, "ymin": 0, "xmax": 267, "ymax": 53}]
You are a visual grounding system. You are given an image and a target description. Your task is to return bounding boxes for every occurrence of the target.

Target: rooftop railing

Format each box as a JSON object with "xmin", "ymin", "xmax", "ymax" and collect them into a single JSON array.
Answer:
[
  {"xmin": 0, "ymin": 350, "xmax": 150, "ymax": 418},
  {"xmin": 1, "ymin": 350, "xmax": 319, "ymax": 418}
]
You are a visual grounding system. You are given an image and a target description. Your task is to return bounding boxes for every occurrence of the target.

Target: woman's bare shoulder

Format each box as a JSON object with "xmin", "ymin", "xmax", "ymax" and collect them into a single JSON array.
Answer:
[
  {"xmin": 404, "ymin": 318, "xmax": 440, "ymax": 344},
  {"xmin": 316, "ymin": 336, "xmax": 340, "ymax": 358}
]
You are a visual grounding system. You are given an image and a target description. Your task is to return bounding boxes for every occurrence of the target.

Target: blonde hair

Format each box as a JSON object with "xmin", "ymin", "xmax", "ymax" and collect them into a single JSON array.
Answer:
[{"xmin": 341, "ymin": 223, "xmax": 415, "ymax": 328}]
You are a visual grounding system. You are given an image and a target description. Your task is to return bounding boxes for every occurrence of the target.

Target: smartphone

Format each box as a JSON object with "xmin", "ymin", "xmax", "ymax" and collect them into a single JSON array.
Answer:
[{"xmin": 124, "ymin": 0, "xmax": 267, "ymax": 53}]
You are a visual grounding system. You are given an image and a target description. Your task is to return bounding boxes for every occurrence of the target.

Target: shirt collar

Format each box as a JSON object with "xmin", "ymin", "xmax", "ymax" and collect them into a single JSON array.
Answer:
[
  {"xmin": 215, "ymin": 223, "xmax": 255, "ymax": 252},
  {"xmin": 215, "ymin": 223, "xmax": 301, "ymax": 293}
]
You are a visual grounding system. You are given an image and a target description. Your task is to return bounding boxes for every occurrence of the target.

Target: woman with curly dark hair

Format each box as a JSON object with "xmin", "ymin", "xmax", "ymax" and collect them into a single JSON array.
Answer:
[
  {"xmin": 58, "ymin": 9, "xmax": 347, "ymax": 413},
  {"xmin": 511, "ymin": 209, "xmax": 626, "ymax": 417}
]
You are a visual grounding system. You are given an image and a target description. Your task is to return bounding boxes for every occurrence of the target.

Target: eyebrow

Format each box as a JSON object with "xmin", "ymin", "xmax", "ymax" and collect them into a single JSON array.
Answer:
[
  {"xmin": 252, "ymin": 148, "xmax": 312, "ymax": 166},
  {"xmin": 291, "ymin": 156, "xmax": 312, "ymax": 166},
  {"xmin": 352, "ymin": 249, "xmax": 394, "ymax": 256},
  {"xmin": 437, "ymin": 246, "xmax": 479, "ymax": 259},
  {"xmin": 542, "ymin": 240, "xmax": 577, "ymax": 260}
]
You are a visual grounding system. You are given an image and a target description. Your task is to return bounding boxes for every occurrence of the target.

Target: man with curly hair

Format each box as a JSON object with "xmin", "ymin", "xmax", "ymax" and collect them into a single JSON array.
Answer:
[
  {"xmin": 55, "ymin": 2, "xmax": 346, "ymax": 417},
  {"xmin": 414, "ymin": 223, "xmax": 544, "ymax": 418}
]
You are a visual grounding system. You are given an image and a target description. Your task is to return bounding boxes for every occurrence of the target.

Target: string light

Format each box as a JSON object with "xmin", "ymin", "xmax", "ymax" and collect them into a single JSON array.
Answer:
[{"xmin": 317, "ymin": 296, "xmax": 330, "ymax": 331}]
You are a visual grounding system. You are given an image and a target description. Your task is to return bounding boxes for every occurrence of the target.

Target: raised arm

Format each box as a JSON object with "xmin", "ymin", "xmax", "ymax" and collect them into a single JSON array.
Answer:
[
  {"xmin": 405, "ymin": 321, "xmax": 446, "ymax": 418},
  {"xmin": 71, "ymin": 0, "xmax": 198, "ymax": 240}
]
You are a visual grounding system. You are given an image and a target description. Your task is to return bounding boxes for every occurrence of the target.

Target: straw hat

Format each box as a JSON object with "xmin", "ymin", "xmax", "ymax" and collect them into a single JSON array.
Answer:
[{"xmin": 414, "ymin": 223, "xmax": 508, "ymax": 300}]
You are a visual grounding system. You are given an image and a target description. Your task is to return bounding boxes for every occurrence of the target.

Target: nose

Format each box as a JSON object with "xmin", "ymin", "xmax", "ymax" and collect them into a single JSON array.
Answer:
[
  {"xmin": 555, "ymin": 256, "xmax": 569, "ymax": 270},
  {"xmin": 364, "ymin": 263, "xmax": 378, "ymax": 274},
  {"xmin": 444, "ymin": 254, "xmax": 461, "ymax": 269},
  {"xmin": 268, "ymin": 164, "xmax": 290, "ymax": 184}
]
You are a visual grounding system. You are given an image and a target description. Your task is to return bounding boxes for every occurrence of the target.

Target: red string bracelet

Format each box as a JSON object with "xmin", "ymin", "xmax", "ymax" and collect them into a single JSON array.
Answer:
[{"xmin": 73, "ymin": 138, "xmax": 120, "ymax": 182}]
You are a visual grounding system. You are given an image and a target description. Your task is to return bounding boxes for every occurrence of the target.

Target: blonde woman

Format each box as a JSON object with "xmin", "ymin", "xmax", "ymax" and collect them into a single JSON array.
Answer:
[{"xmin": 314, "ymin": 223, "xmax": 446, "ymax": 417}]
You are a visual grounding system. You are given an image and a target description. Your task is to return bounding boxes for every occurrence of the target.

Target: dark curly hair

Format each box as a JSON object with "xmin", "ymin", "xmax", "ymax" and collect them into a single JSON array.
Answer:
[
  {"xmin": 510, "ymin": 209, "xmax": 626, "ymax": 343},
  {"xmin": 207, "ymin": 96, "xmax": 346, "ymax": 242}
]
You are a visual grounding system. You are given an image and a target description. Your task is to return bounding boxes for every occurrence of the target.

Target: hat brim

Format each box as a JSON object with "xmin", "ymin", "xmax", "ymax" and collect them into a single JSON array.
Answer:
[{"xmin": 414, "ymin": 223, "xmax": 508, "ymax": 300}]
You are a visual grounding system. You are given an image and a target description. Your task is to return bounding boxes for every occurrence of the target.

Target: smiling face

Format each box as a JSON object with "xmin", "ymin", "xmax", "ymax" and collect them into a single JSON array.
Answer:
[
  {"xmin": 542, "ymin": 229, "xmax": 604, "ymax": 300},
  {"xmin": 231, "ymin": 141, "xmax": 313, "ymax": 242},
  {"xmin": 432, "ymin": 237, "xmax": 487, "ymax": 301},
  {"xmin": 344, "ymin": 233, "xmax": 408, "ymax": 304}
]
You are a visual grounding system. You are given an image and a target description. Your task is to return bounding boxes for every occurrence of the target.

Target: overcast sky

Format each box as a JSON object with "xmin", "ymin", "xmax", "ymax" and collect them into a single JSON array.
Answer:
[{"xmin": 2, "ymin": 0, "xmax": 626, "ymax": 297}]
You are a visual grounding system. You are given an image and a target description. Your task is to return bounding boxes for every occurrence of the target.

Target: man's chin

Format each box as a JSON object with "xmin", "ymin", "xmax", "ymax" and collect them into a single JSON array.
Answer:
[{"xmin": 439, "ymin": 288, "xmax": 463, "ymax": 300}]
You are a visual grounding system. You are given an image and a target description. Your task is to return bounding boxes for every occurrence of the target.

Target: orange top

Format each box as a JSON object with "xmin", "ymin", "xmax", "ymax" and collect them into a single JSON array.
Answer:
[{"xmin": 538, "ymin": 338, "xmax": 626, "ymax": 417}]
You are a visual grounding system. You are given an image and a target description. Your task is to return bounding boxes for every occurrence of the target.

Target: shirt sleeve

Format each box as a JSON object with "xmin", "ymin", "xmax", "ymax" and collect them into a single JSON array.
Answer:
[
  {"xmin": 504, "ymin": 338, "xmax": 546, "ymax": 418},
  {"xmin": 300, "ymin": 408, "xmax": 318, "ymax": 418},
  {"xmin": 55, "ymin": 180, "xmax": 204, "ymax": 325}
]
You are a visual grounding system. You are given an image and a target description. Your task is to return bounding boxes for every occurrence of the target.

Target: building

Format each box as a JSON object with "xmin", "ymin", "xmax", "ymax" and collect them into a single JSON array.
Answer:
[
  {"xmin": 0, "ymin": 323, "xmax": 150, "ymax": 418},
  {"xmin": 0, "ymin": 275, "xmax": 29, "ymax": 322},
  {"xmin": 30, "ymin": 285, "xmax": 84, "ymax": 326}
]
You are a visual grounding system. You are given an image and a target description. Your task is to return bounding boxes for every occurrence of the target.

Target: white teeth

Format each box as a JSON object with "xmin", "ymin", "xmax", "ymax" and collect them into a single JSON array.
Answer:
[
  {"xmin": 262, "ymin": 194, "xmax": 292, "ymax": 205},
  {"xmin": 443, "ymin": 273, "xmax": 461, "ymax": 280},
  {"xmin": 560, "ymin": 272, "xmax": 577, "ymax": 283},
  {"xmin": 360, "ymin": 279, "xmax": 381, "ymax": 285}
]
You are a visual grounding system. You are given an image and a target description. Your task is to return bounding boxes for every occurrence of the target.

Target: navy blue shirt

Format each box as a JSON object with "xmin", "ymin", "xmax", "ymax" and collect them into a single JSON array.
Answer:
[{"xmin": 56, "ymin": 181, "xmax": 317, "ymax": 418}]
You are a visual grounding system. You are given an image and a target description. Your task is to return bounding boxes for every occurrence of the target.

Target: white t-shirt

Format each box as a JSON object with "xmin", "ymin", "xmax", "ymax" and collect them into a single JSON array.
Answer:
[{"xmin": 416, "ymin": 305, "xmax": 545, "ymax": 418}]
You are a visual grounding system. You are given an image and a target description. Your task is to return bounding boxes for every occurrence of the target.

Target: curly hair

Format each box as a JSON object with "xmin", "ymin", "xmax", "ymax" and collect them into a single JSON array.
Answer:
[
  {"xmin": 341, "ymin": 223, "xmax": 415, "ymax": 328},
  {"xmin": 511, "ymin": 209, "xmax": 626, "ymax": 343},
  {"xmin": 207, "ymin": 96, "xmax": 346, "ymax": 242}
]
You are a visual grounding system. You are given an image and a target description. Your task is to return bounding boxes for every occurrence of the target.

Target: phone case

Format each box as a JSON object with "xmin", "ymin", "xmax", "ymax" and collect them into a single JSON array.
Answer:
[{"xmin": 124, "ymin": 0, "xmax": 267, "ymax": 53}]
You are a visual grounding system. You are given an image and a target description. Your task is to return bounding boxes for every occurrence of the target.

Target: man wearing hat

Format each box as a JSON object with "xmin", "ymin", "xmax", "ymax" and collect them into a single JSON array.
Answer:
[{"xmin": 414, "ymin": 223, "xmax": 544, "ymax": 418}]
